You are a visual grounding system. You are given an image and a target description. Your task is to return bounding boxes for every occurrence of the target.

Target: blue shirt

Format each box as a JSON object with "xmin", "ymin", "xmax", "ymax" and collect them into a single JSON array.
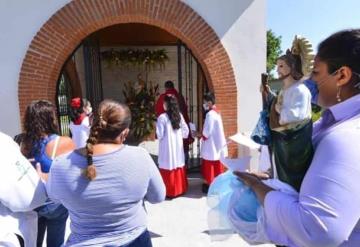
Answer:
[
  {"xmin": 303, "ymin": 79, "xmax": 319, "ymax": 104},
  {"xmin": 264, "ymin": 94, "xmax": 360, "ymax": 247},
  {"xmin": 32, "ymin": 134, "xmax": 58, "ymax": 173},
  {"xmin": 47, "ymin": 145, "xmax": 165, "ymax": 246}
]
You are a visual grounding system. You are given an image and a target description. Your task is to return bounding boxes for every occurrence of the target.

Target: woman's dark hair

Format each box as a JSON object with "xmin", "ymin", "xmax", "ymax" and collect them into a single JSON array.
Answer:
[
  {"xmin": 69, "ymin": 97, "xmax": 84, "ymax": 122},
  {"xmin": 277, "ymin": 50, "xmax": 304, "ymax": 80},
  {"xmin": 164, "ymin": 95, "xmax": 181, "ymax": 130},
  {"xmin": 203, "ymin": 92, "xmax": 216, "ymax": 104},
  {"xmin": 317, "ymin": 29, "xmax": 360, "ymax": 82},
  {"xmin": 85, "ymin": 99, "xmax": 131, "ymax": 180},
  {"xmin": 22, "ymin": 100, "xmax": 59, "ymax": 156}
]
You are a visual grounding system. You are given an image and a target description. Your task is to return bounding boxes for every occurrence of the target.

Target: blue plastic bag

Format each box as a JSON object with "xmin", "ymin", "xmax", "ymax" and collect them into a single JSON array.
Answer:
[
  {"xmin": 207, "ymin": 170, "xmax": 299, "ymax": 244},
  {"xmin": 251, "ymin": 110, "xmax": 271, "ymax": 145}
]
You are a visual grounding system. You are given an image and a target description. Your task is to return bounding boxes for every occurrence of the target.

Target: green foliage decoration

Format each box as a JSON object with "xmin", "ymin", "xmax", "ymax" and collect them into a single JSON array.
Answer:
[
  {"xmin": 101, "ymin": 49, "xmax": 169, "ymax": 70},
  {"xmin": 123, "ymin": 81, "xmax": 159, "ymax": 140}
]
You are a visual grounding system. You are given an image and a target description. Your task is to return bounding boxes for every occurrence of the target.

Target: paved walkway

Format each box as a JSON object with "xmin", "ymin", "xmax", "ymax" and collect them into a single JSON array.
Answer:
[
  {"xmin": 61, "ymin": 140, "xmax": 274, "ymax": 246},
  {"xmin": 62, "ymin": 173, "xmax": 273, "ymax": 247},
  {"xmin": 146, "ymin": 173, "xmax": 273, "ymax": 247}
]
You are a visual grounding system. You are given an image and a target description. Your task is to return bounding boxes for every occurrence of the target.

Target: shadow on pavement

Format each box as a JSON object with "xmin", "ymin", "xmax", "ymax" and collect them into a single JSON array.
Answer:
[
  {"xmin": 149, "ymin": 231, "xmax": 163, "ymax": 238},
  {"xmin": 182, "ymin": 174, "xmax": 206, "ymax": 199}
]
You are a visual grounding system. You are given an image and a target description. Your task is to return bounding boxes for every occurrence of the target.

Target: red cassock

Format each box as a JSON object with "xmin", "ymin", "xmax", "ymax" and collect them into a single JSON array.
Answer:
[
  {"xmin": 156, "ymin": 113, "xmax": 190, "ymax": 197},
  {"xmin": 201, "ymin": 159, "xmax": 225, "ymax": 185},
  {"xmin": 159, "ymin": 166, "xmax": 188, "ymax": 197}
]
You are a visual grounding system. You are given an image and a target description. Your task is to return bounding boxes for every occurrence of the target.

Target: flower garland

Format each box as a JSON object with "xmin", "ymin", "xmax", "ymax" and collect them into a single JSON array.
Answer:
[{"xmin": 101, "ymin": 48, "xmax": 169, "ymax": 70}]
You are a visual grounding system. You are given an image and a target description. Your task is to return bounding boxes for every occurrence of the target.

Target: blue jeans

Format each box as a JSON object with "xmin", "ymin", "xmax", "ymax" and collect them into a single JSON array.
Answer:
[
  {"xmin": 121, "ymin": 230, "xmax": 152, "ymax": 247},
  {"xmin": 36, "ymin": 203, "xmax": 68, "ymax": 247}
]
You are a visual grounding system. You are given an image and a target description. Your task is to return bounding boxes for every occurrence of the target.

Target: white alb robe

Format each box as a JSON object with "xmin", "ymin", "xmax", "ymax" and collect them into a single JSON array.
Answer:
[
  {"xmin": 201, "ymin": 109, "xmax": 227, "ymax": 161},
  {"xmin": 69, "ymin": 116, "xmax": 90, "ymax": 148},
  {"xmin": 156, "ymin": 113, "xmax": 189, "ymax": 170}
]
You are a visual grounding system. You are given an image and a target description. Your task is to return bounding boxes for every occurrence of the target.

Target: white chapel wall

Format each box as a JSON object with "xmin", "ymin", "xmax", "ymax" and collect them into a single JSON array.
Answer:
[
  {"xmin": 182, "ymin": 0, "xmax": 266, "ymax": 134},
  {"xmin": 0, "ymin": 0, "xmax": 71, "ymax": 136},
  {"xmin": 0, "ymin": 0, "xmax": 265, "ymax": 141}
]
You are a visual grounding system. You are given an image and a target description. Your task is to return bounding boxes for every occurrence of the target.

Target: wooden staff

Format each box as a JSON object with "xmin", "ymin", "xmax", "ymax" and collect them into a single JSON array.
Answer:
[{"xmin": 261, "ymin": 73, "xmax": 275, "ymax": 178}]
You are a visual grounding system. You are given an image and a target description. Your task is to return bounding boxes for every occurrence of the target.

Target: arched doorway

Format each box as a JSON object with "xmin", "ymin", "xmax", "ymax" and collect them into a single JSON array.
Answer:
[
  {"xmin": 18, "ymin": 0, "xmax": 237, "ymax": 156},
  {"xmin": 56, "ymin": 23, "xmax": 208, "ymax": 170}
]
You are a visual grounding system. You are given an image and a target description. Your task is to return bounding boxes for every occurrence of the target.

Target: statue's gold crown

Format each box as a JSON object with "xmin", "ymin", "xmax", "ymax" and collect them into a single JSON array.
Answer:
[{"xmin": 291, "ymin": 35, "xmax": 314, "ymax": 77}]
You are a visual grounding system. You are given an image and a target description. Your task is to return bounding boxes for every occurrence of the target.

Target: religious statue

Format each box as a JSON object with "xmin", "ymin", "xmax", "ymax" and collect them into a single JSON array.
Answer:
[
  {"xmin": 135, "ymin": 73, "xmax": 146, "ymax": 94},
  {"xmin": 252, "ymin": 35, "xmax": 315, "ymax": 191},
  {"xmin": 123, "ymin": 73, "xmax": 159, "ymax": 142}
]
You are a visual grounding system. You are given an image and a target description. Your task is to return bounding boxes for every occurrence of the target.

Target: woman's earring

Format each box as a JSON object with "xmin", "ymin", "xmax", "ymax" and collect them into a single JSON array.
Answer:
[{"xmin": 336, "ymin": 86, "xmax": 342, "ymax": 102}]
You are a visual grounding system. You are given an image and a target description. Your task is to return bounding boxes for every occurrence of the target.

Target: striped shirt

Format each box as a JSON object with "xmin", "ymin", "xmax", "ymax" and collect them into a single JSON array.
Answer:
[{"xmin": 47, "ymin": 145, "xmax": 165, "ymax": 246}]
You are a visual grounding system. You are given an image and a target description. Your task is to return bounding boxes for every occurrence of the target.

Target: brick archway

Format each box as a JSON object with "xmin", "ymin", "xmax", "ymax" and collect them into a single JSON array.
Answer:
[{"xmin": 18, "ymin": 0, "xmax": 237, "ymax": 155}]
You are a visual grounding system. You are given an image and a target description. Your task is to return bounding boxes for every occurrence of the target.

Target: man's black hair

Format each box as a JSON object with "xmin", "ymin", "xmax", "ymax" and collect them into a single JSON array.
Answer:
[
  {"xmin": 165, "ymin": 80, "xmax": 175, "ymax": 89},
  {"xmin": 203, "ymin": 92, "xmax": 215, "ymax": 104}
]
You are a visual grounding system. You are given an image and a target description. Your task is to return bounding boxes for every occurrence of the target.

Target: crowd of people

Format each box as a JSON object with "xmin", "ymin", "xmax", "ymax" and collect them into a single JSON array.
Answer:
[{"xmin": 1, "ymin": 28, "xmax": 360, "ymax": 247}]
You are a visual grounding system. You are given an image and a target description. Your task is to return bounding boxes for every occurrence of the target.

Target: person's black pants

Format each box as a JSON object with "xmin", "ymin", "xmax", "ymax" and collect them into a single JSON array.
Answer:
[{"xmin": 121, "ymin": 230, "xmax": 152, "ymax": 247}]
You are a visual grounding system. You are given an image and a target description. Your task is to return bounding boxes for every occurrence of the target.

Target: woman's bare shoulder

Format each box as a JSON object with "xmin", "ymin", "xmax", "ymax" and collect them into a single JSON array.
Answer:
[
  {"xmin": 46, "ymin": 135, "xmax": 76, "ymax": 157},
  {"xmin": 59, "ymin": 136, "xmax": 76, "ymax": 151}
]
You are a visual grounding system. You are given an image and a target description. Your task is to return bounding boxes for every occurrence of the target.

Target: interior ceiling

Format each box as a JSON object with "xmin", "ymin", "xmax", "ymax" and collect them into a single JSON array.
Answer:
[{"xmin": 95, "ymin": 23, "xmax": 179, "ymax": 46}]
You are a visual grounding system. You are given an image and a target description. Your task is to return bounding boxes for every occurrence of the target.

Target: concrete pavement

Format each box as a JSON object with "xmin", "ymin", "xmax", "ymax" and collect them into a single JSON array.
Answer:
[
  {"xmin": 146, "ymin": 173, "xmax": 274, "ymax": 247},
  {"xmin": 61, "ymin": 140, "xmax": 274, "ymax": 246},
  {"xmin": 62, "ymin": 173, "xmax": 274, "ymax": 247}
]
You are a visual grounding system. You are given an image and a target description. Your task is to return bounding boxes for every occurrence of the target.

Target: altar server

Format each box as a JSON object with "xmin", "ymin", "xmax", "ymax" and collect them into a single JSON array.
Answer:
[
  {"xmin": 156, "ymin": 95, "xmax": 189, "ymax": 197},
  {"xmin": 200, "ymin": 92, "xmax": 227, "ymax": 193}
]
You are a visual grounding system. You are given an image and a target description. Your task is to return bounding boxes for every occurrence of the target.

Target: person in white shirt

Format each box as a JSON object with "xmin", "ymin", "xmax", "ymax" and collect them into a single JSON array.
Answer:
[
  {"xmin": 69, "ymin": 97, "xmax": 91, "ymax": 148},
  {"xmin": 0, "ymin": 132, "xmax": 47, "ymax": 247},
  {"xmin": 156, "ymin": 95, "xmax": 189, "ymax": 197},
  {"xmin": 200, "ymin": 92, "xmax": 227, "ymax": 193}
]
